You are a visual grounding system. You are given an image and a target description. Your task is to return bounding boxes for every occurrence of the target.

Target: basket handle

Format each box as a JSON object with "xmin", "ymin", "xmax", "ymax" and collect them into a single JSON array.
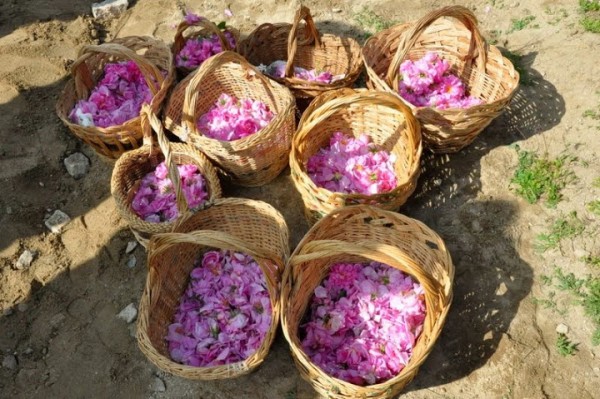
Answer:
[
  {"xmin": 385, "ymin": 6, "xmax": 487, "ymax": 88},
  {"xmin": 291, "ymin": 89, "xmax": 420, "ymax": 203},
  {"xmin": 148, "ymin": 229, "xmax": 284, "ymax": 279},
  {"xmin": 72, "ymin": 43, "xmax": 164, "ymax": 100},
  {"xmin": 173, "ymin": 17, "xmax": 234, "ymax": 56},
  {"xmin": 284, "ymin": 5, "xmax": 321, "ymax": 78},
  {"xmin": 140, "ymin": 104, "xmax": 189, "ymax": 216},
  {"xmin": 181, "ymin": 51, "xmax": 276, "ymax": 134}
]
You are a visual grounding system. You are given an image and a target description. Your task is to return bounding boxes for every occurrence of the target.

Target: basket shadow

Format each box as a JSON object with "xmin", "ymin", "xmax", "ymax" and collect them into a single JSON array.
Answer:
[{"xmin": 403, "ymin": 199, "xmax": 533, "ymax": 391}]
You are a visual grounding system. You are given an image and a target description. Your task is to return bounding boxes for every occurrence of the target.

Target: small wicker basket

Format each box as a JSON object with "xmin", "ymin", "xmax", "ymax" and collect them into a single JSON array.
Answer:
[
  {"xmin": 110, "ymin": 105, "xmax": 221, "ymax": 248},
  {"xmin": 362, "ymin": 6, "xmax": 519, "ymax": 153},
  {"xmin": 164, "ymin": 51, "xmax": 296, "ymax": 187},
  {"xmin": 281, "ymin": 205, "xmax": 454, "ymax": 398},
  {"xmin": 56, "ymin": 36, "xmax": 175, "ymax": 159},
  {"xmin": 137, "ymin": 198, "xmax": 289, "ymax": 379},
  {"xmin": 238, "ymin": 5, "xmax": 363, "ymax": 99},
  {"xmin": 290, "ymin": 88, "xmax": 422, "ymax": 225},
  {"xmin": 172, "ymin": 16, "xmax": 240, "ymax": 77}
]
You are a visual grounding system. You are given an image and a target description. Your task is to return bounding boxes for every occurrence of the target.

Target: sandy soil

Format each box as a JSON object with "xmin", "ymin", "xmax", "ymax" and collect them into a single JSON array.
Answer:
[{"xmin": 1, "ymin": 0, "xmax": 599, "ymax": 398}]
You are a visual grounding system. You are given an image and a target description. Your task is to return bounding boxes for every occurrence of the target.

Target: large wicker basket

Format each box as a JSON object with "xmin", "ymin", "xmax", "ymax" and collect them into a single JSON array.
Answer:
[
  {"xmin": 362, "ymin": 6, "xmax": 519, "ymax": 153},
  {"xmin": 56, "ymin": 36, "xmax": 175, "ymax": 159},
  {"xmin": 172, "ymin": 16, "xmax": 240, "ymax": 77},
  {"xmin": 111, "ymin": 105, "xmax": 221, "ymax": 248},
  {"xmin": 290, "ymin": 88, "xmax": 422, "ymax": 225},
  {"xmin": 238, "ymin": 5, "xmax": 363, "ymax": 99},
  {"xmin": 164, "ymin": 51, "xmax": 295, "ymax": 187},
  {"xmin": 281, "ymin": 205, "xmax": 454, "ymax": 398},
  {"xmin": 137, "ymin": 198, "xmax": 289, "ymax": 379}
]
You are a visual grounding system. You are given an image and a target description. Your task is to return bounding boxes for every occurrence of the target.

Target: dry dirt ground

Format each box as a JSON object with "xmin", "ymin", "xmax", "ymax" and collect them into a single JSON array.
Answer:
[{"xmin": 1, "ymin": 0, "xmax": 599, "ymax": 398}]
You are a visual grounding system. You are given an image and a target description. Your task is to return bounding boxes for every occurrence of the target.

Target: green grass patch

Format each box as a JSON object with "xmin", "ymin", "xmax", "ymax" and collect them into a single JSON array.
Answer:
[
  {"xmin": 582, "ymin": 16, "xmax": 600, "ymax": 33},
  {"xmin": 509, "ymin": 15, "xmax": 537, "ymax": 33},
  {"xmin": 556, "ymin": 333, "xmax": 579, "ymax": 356},
  {"xmin": 510, "ymin": 146, "xmax": 576, "ymax": 207},
  {"xmin": 580, "ymin": 0, "xmax": 600, "ymax": 13},
  {"xmin": 353, "ymin": 8, "xmax": 395, "ymax": 38},
  {"xmin": 580, "ymin": 0, "xmax": 600, "ymax": 33},
  {"xmin": 586, "ymin": 200, "xmax": 600, "ymax": 216},
  {"xmin": 536, "ymin": 212, "xmax": 585, "ymax": 252},
  {"xmin": 583, "ymin": 108, "xmax": 600, "ymax": 120},
  {"xmin": 583, "ymin": 255, "xmax": 600, "ymax": 267}
]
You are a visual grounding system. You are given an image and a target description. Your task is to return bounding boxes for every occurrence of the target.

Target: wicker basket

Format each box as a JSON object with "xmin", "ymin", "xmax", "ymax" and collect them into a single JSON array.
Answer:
[
  {"xmin": 56, "ymin": 36, "xmax": 175, "ymax": 159},
  {"xmin": 111, "ymin": 105, "xmax": 221, "ymax": 248},
  {"xmin": 137, "ymin": 198, "xmax": 289, "ymax": 379},
  {"xmin": 172, "ymin": 16, "xmax": 240, "ymax": 77},
  {"xmin": 164, "ymin": 51, "xmax": 295, "ymax": 187},
  {"xmin": 362, "ymin": 6, "xmax": 519, "ymax": 153},
  {"xmin": 290, "ymin": 88, "xmax": 422, "ymax": 225},
  {"xmin": 281, "ymin": 205, "xmax": 454, "ymax": 398},
  {"xmin": 238, "ymin": 5, "xmax": 362, "ymax": 99}
]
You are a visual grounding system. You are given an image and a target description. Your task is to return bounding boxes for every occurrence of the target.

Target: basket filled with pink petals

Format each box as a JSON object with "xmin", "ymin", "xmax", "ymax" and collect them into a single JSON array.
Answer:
[
  {"xmin": 362, "ymin": 6, "xmax": 519, "ymax": 153},
  {"xmin": 281, "ymin": 205, "xmax": 454, "ymax": 398},
  {"xmin": 137, "ymin": 198, "xmax": 289, "ymax": 379},
  {"xmin": 56, "ymin": 36, "xmax": 175, "ymax": 159}
]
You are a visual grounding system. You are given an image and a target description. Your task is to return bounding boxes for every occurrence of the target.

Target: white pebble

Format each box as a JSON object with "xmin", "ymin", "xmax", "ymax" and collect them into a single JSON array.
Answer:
[
  {"xmin": 125, "ymin": 241, "xmax": 138, "ymax": 254},
  {"xmin": 15, "ymin": 250, "xmax": 35, "ymax": 270},
  {"xmin": 126, "ymin": 255, "xmax": 137, "ymax": 269},
  {"xmin": 152, "ymin": 376, "xmax": 166, "ymax": 392},
  {"xmin": 116, "ymin": 303, "xmax": 137, "ymax": 324},
  {"xmin": 556, "ymin": 323, "xmax": 569, "ymax": 335},
  {"xmin": 45, "ymin": 210, "xmax": 71, "ymax": 234}
]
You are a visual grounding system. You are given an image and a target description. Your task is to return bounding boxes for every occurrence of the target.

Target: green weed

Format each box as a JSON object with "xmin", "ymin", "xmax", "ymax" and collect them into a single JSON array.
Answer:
[
  {"xmin": 582, "ymin": 17, "xmax": 600, "ymax": 33},
  {"xmin": 580, "ymin": 0, "xmax": 600, "ymax": 33},
  {"xmin": 509, "ymin": 15, "xmax": 537, "ymax": 33},
  {"xmin": 554, "ymin": 267, "xmax": 585, "ymax": 293},
  {"xmin": 556, "ymin": 333, "xmax": 579, "ymax": 356},
  {"xmin": 536, "ymin": 212, "xmax": 585, "ymax": 252},
  {"xmin": 510, "ymin": 147, "xmax": 576, "ymax": 207},
  {"xmin": 586, "ymin": 200, "xmax": 600, "ymax": 216},
  {"xmin": 580, "ymin": 0, "xmax": 600, "ymax": 13},
  {"xmin": 583, "ymin": 109, "xmax": 600, "ymax": 119},
  {"xmin": 353, "ymin": 8, "xmax": 395, "ymax": 38},
  {"xmin": 582, "ymin": 255, "xmax": 600, "ymax": 267}
]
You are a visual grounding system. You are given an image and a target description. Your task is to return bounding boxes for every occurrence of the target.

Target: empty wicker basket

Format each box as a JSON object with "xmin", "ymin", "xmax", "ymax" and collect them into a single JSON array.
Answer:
[
  {"xmin": 281, "ymin": 205, "xmax": 454, "ymax": 398},
  {"xmin": 164, "ymin": 51, "xmax": 295, "ymax": 187},
  {"xmin": 362, "ymin": 6, "xmax": 519, "ymax": 153},
  {"xmin": 238, "ymin": 5, "xmax": 363, "ymax": 99},
  {"xmin": 290, "ymin": 88, "xmax": 422, "ymax": 225},
  {"xmin": 137, "ymin": 198, "xmax": 289, "ymax": 379},
  {"xmin": 172, "ymin": 16, "xmax": 240, "ymax": 77},
  {"xmin": 111, "ymin": 105, "xmax": 221, "ymax": 248},
  {"xmin": 56, "ymin": 36, "xmax": 175, "ymax": 159}
]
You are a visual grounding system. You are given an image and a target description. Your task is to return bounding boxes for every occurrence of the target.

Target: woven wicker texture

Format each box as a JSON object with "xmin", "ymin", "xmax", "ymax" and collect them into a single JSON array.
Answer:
[
  {"xmin": 362, "ymin": 6, "xmax": 519, "ymax": 153},
  {"xmin": 164, "ymin": 51, "xmax": 295, "ymax": 187},
  {"xmin": 172, "ymin": 17, "xmax": 240, "ymax": 77},
  {"xmin": 290, "ymin": 88, "xmax": 422, "ymax": 225},
  {"xmin": 110, "ymin": 105, "xmax": 221, "ymax": 248},
  {"xmin": 238, "ymin": 5, "xmax": 363, "ymax": 99},
  {"xmin": 56, "ymin": 36, "xmax": 175, "ymax": 159},
  {"xmin": 281, "ymin": 205, "xmax": 454, "ymax": 398},
  {"xmin": 137, "ymin": 198, "xmax": 290, "ymax": 379}
]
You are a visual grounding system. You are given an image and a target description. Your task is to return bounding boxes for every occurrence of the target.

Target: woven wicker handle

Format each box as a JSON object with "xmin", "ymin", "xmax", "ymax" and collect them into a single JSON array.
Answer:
[
  {"xmin": 181, "ymin": 51, "xmax": 275, "ymax": 134},
  {"xmin": 386, "ymin": 5, "xmax": 487, "ymax": 87},
  {"xmin": 284, "ymin": 5, "xmax": 321, "ymax": 78},
  {"xmin": 173, "ymin": 17, "xmax": 233, "ymax": 55},
  {"xmin": 140, "ymin": 104, "xmax": 189, "ymax": 216},
  {"xmin": 72, "ymin": 43, "xmax": 163, "ymax": 100},
  {"xmin": 292, "ymin": 89, "xmax": 419, "ymax": 203}
]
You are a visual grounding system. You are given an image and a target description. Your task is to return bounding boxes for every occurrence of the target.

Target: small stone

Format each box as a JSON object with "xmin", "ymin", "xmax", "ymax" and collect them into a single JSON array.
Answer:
[
  {"xmin": 17, "ymin": 303, "xmax": 29, "ymax": 312},
  {"xmin": 45, "ymin": 210, "xmax": 71, "ymax": 233},
  {"xmin": 42, "ymin": 347, "xmax": 48, "ymax": 355},
  {"xmin": 15, "ymin": 250, "xmax": 35, "ymax": 270},
  {"xmin": 471, "ymin": 220, "xmax": 483, "ymax": 233},
  {"xmin": 126, "ymin": 255, "xmax": 137, "ymax": 269},
  {"xmin": 125, "ymin": 241, "xmax": 138, "ymax": 254},
  {"xmin": 50, "ymin": 313, "xmax": 66, "ymax": 328},
  {"xmin": 23, "ymin": 348, "xmax": 33, "ymax": 355},
  {"xmin": 2, "ymin": 355, "xmax": 17, "ymax": 370},
  {"xmin": 116, "ymin": 303, "xmax": 137, "ymax": 324},
  {"xmin": 332, "ymin": 8, "xmax": 342, "ymax": 13},
  {"xmin": 38, "ymin": 182, "xmax": 44, "ymax": 187},
  {"xmin": 152, "ymin": 376, "xmax": 166, "ymax": 392},
  {"xmin": 433, "ymin": 178, "xmax": 442, "ymax": 186},
  {"xmin": 556, "ymin": 323, "xmax": 569, "ymax": 335},
  {"xmin": 63, "ymin": 153, "xmax": 90, "ymax": 179},
  {"xmin": 92, "ymin": 0, "xmax": 129, "ymax": 20},
  {"xmin": 6, "ymin": 206, "xmax": 13, "ymax": 215},
  {"xmin": 128, "ymin": 323, "xmax": 137, "ymax": 338}
]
